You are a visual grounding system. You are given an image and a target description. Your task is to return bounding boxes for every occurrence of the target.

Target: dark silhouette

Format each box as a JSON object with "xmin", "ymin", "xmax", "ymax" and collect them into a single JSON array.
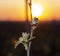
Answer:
[{"xmin": 0, "ymin": 20, "xmax": 60, "ymax": 56}]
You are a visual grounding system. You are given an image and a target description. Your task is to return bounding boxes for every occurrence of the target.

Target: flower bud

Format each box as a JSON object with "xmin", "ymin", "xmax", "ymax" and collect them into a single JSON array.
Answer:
[{"xmin": 32, "ymin": 17, "xmax": 38, "ymax": 25}]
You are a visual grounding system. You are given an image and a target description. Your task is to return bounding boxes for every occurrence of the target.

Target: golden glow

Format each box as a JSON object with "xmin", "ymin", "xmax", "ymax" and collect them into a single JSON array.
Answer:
[
  {"xmin": 0, "ymin": 0, "xmax": 60, "ymax": 21},
  {"xmin": 32, "ymin": 4, "xmax": 43, "ymax": 17}
]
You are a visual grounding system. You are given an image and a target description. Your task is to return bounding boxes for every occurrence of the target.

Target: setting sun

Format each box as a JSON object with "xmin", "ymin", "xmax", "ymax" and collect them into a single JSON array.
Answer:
[
  {"xmin": 32, "ymin": 4, "xmax": 43, "ymax": 17},
  {"xmin": 0, "ymin": 0, "xmax": 60, "ymax": 21}
]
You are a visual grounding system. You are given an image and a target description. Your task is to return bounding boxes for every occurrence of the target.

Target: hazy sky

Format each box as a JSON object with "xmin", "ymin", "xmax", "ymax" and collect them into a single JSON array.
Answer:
[
  {"xmin": 0, "ymin": 0, "xmax": 60, "ymax": 21},
  {"xmin": 0, "ymin": 0, "xmax": 26, "ymax": 21}
]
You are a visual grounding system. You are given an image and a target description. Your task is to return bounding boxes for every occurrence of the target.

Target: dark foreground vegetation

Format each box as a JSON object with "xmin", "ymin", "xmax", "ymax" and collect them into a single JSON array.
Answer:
[{"xmin": 0, "ymin": 20, "xmax": 60, "ymax": 56}]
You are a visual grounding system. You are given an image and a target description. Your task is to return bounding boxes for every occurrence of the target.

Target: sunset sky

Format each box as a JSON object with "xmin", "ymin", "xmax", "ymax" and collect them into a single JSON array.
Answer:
[{"xmin": 0, "ymin": 0, "xmax": 60, "ymax": 21}]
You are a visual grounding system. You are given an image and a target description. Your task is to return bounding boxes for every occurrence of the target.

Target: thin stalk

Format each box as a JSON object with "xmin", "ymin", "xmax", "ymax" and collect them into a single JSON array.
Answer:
[
  {"xmin": 27, "ymin": 27, "xmax": 34, "ymax": 56},
  {"xmin": 27, "ymin": 44, "xmax": 30, "ymax": 56},
  {"xmin": 27, "ymin": 0, "xmax": 33, "ymax": 56}
]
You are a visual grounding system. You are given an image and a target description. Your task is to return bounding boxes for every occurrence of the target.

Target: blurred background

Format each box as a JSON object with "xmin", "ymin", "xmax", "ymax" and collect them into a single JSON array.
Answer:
[{"xmin": 0, "ymin": 0, "xmax": 60, "ymax": 56}]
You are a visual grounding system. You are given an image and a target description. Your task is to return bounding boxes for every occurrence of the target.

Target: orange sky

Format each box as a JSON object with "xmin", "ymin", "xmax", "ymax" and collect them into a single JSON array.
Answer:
[{"xmin": 0, "ymin": 0, "xmax": 60, "ymax": 21}]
